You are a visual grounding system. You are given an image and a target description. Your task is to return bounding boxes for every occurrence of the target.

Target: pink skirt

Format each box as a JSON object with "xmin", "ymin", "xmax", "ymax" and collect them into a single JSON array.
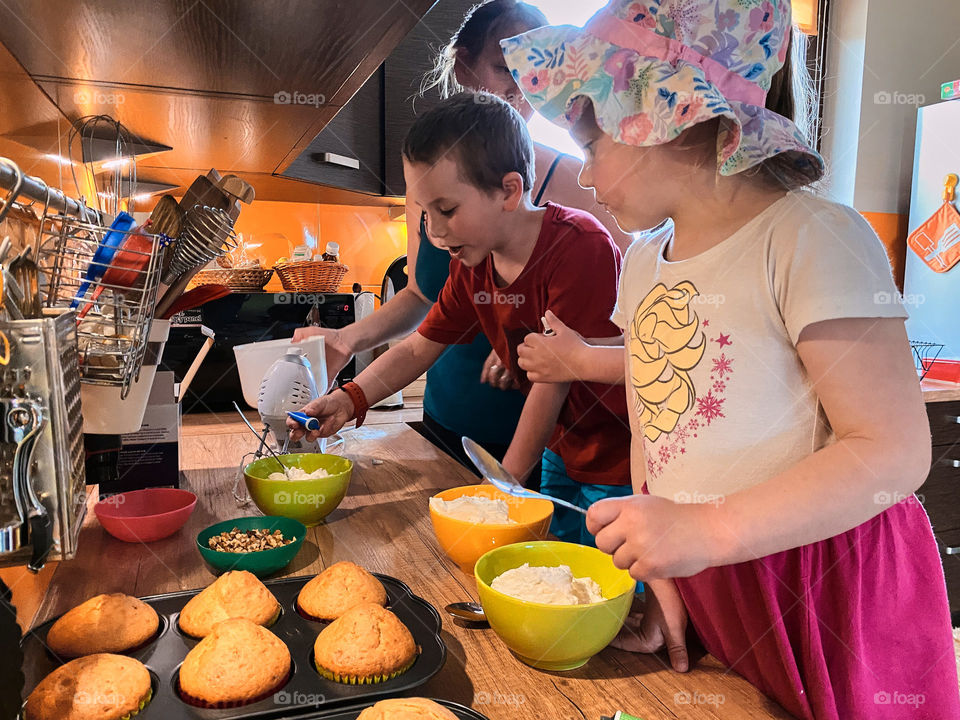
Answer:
[{"xmin": 676, "ymin": 498, "xmax": 960, "ymax": 719}]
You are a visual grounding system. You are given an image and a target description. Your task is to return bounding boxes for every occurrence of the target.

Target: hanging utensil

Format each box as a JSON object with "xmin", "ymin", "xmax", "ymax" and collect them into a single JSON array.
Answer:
[
  {"xmin": 9, "ymin": 246, "xmax": 40, "ymax": 318},
  {"xmin": 461, "ymin": 436, "xmax": 588, "ymax": 516},
  {"xmin": 77, "ymin": 221, "xmax": 157, "ymax": 320},
  {"xmin": 159, "ymin": 283, "xmax": 230, "ymax": 320},
  {"xmin": 177, "ymin": 326, "xmax": 215, "ymax": 402},
  {"xmin": 231, "ymin": 401, "xmax": 293, "ymax": 477},
  {"xmin": 69, "ymin": 211, "xmax": 137, "ymax": 309},
  {"xmin": 6, "ymin": 398, "xmax": 50, "ymax": 571},
  {"xmin": 0, "ymin": 157, "xmax": 24, "ymax": 225}
]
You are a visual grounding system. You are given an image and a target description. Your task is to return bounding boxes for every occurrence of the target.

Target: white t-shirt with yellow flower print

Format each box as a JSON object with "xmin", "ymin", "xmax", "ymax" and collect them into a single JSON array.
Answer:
[{"xmin": 611, "ymin": 191, "xmax": 908, "ymax": 502}]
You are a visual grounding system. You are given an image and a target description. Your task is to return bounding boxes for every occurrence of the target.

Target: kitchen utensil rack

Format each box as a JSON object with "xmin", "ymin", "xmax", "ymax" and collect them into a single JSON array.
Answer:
[{"xmin": 909, "ymin": 340, "xmax": 945, "ymax": 380}]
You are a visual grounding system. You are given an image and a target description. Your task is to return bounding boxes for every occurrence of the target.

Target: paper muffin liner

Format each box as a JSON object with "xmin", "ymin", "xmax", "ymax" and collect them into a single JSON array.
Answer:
[
  {"xmin": 178, "ymin": 670, "xmax": 291, "ymax": 709},
  {"xmin": 314, "ymin": 653, "xmax": 417, "ymax": 685},
  {"xmin": 119, "ymin": 687, "xmax": 153, "ymax": 720}
]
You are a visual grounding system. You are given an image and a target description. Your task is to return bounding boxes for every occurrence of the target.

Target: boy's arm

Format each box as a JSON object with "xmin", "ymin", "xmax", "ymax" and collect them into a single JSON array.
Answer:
[
  {"xmin": 518, "ymin": 311, "xmax": 625, "ymax": 384},
  {"xmin": 289, "ymin": 332, "xmax": 445, "ymax": 440},
  {"xmin": 501, "ymin": 382, "xmax": 570, "ymax": 483}
]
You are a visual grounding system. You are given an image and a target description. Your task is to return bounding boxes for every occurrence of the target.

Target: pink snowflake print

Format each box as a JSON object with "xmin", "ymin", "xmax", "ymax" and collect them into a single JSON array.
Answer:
[
  {"xmin": 619, "ymin": 113, "xmax": 654, "ymax": 145},
  {"xmin": 673, "ymin": 425, "xmax": 689, "ymax": 442},
  {"xmin": 749, "ymin": 2, "xmax": 775, "ymax": 32},
  {"xmin": 712, "ymin": 353, "xmax": 733, "ymax": 378},
  {"xmin": 604, "ymin": 49, "xmax": 639, "ymax": 92},
  {"xmin": 696, "ymin": 391, "xmax": 725, "ymax": 425},
  {"xmin": 713, "ymin": 380, "xmax": 726, "ymax": 393},
  {"xmin": 702, "ymin": 319, "xmax": 710, "ymax": 327},
  {"xmin": 519, "ymin": 69, "xmax": 549, "ymax": 93},
  {"xmin": 688, "ymin": 418, "xmax": 700, "ymax": 431}
]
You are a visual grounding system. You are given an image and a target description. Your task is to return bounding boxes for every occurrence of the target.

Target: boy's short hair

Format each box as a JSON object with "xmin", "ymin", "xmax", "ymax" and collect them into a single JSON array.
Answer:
[{"xmin": 402, "ymin": 91, "xmax": 535, "ymax": 194}]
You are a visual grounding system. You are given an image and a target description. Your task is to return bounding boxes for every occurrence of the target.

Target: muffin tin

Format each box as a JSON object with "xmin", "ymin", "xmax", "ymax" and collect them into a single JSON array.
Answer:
[
  {"xmin": 22, "ymin": 574, "xmax": 449, "ymax": 719},
  {"xmin": 299, "ymin": 699, "xmax": 488, "ymax": 719}
]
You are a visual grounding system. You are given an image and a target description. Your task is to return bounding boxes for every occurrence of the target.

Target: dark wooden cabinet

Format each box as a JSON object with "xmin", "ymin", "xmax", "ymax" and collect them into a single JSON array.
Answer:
[
  {"xmin": 282, "ymin": 0, "xmax": 477, "ymax": 198},
  {"xmin": 919, "ymin": 400, "xmax": 960, "ymax": 622}
]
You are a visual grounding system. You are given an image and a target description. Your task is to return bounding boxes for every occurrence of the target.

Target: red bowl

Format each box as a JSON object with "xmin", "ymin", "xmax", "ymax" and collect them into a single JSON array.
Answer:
[{"xmin": 94, "ymin": 488, "xmax": 197, "ymax": 543}]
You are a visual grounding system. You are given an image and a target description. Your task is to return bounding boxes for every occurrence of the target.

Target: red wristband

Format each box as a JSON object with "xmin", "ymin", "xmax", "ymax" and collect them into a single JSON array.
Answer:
[{"xmin": 340, "ymin": 381, "xmax": 369, "ymax": 428}]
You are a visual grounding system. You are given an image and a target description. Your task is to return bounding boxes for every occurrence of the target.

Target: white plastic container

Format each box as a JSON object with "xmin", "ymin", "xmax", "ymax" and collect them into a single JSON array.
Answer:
[
  {"xmin": 82, "ymin": 319, "xmax": 172, "ymax": 434},
  {"xmin": 233, "ymin": 335, "xmax": 326, "ymax": 409}
]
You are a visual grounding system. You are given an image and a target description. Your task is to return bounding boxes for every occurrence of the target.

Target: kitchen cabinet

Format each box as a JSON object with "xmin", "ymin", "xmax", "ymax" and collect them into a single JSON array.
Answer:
[
  {"xmin": 281, "ymin": 0, "xmax": 477, "ymax": 197},
  {"xmin": 919, "ymin": 399, "xmax": 960, "ymax": 623}
]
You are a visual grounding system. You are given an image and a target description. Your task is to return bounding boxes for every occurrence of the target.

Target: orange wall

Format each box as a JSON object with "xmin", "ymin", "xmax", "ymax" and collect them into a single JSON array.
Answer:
[{"xmin": 226, "ymin": 200, "xmax": 408, "ymax": 294}]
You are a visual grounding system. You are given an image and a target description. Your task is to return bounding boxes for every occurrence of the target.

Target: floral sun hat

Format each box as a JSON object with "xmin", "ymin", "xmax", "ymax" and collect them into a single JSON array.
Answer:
[{"xmin": 500, "ymin": 0, "xmax": 824, "ymax": 182}]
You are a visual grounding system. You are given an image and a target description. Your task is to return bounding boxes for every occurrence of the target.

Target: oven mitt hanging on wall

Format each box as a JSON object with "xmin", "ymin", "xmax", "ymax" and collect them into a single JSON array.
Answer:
[{"xmin": 908, "ymin": 173, "xmax": 960, "ymax": 273}]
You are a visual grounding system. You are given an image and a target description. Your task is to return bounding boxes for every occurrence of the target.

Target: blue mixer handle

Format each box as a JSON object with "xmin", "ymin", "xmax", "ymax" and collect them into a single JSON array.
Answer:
[{"xmin": 286, "ymin": 411, "xmax": 320, "ymax": 432}]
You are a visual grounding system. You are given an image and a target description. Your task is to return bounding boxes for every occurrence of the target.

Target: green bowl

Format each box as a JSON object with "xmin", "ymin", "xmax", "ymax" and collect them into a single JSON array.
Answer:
[
  {"xmin": 475, "ymin": 541, "xmax": 636, "ymax": 671},
  {"xmin": 196, "ymin": 516, "xmax": 306, "ymax": 577},
  {"xmin": 244, "ymin": 453, "xmax": 353, "ymax": 527}
]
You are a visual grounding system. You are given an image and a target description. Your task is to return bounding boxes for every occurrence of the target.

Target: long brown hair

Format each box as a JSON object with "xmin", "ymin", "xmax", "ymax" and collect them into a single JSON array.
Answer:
[{"xmin": 421, "ymin": 0, "xmax": 548, "ymax": 98}]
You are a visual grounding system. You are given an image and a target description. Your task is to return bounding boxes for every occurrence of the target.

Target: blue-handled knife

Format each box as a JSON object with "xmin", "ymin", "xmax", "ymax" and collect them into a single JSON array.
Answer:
[{"xmin": 287, "ymin": 411, "xmax": 320, "ymax": 432}]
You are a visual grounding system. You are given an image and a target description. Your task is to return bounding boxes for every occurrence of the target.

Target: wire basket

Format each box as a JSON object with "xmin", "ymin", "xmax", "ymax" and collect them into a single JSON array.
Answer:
[
  {"xmin": 38, "ymin": 213, "xmax": 166, "ymax": 398},
  {"xmin": 274, "ymin": 261, "xmax": 348, "ymax": 292},
  {"xmin": 190, "ymin": 267, "xmax": 273, "ymax": 292},
  {"xmin": 909, "ymin": 340, "xmax": 945, "ymax": 380}
]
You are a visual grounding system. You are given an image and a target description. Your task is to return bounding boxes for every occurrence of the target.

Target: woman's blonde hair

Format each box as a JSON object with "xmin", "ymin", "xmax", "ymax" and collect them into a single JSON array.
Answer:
[{"xmin": 421, "ymin": 0, "xmax": 548, "ymax": 98}]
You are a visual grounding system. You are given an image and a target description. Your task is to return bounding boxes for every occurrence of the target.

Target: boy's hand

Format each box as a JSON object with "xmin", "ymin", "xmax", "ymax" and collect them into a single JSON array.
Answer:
[
  {"xmin": 609, "ymin": 578, "xmax": 689, "ymax": 672},
  {"xmin": 587, "ymin": 494, "xmax": 717, "ymax": 579},
  {"xmin": 286, "ymin": 390, "xmax": 354, "ymax": 442},
  {"xmin": 517, "ymin": 310, "xmax": 585, "ymax": 383},
  {"xmin": 480, "ymin": 349, "xmax": 518, "ymax": 390}
]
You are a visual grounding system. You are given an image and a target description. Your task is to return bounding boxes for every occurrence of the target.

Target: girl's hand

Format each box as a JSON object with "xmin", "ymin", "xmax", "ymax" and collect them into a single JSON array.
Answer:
[
  {"xmin": 587, "ymin": 494, "xmax": 719, "ymax": 579},
  {"xmin": 480, "ymin": 349, "xmax": 518, "ymax": 390},
  {"xmin": 292, "ymin": 326, "xmax": 353, "ymax": 392},
  {"xmin": 610, "ymin": 579, "xmax": 689, "ymax": 672},
  {"xmin": 286, "ymin": 389, "xmax": 354, "ymax": 441},
  {"xmin": 517, "ymin": 310, "xmax": 585, "ymax": 383}
]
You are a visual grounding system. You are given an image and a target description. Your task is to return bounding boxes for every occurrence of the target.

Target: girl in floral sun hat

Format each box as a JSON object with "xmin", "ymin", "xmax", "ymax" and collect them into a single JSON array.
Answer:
[{"xmin": 508, "ymin": 1, "xmax": 960, "ymax": 718}]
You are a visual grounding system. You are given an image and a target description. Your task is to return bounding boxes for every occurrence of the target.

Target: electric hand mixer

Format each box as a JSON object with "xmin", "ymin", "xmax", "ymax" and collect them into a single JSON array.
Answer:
[{"xmin": 257, "ymin": 347, "xmax": 324, "ymax": 454}]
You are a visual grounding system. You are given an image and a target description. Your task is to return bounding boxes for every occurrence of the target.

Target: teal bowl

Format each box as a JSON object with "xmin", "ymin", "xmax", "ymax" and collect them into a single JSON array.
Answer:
[{"xmin": 196, "ymin": 516, "xmax": 306, "ymax": 578}]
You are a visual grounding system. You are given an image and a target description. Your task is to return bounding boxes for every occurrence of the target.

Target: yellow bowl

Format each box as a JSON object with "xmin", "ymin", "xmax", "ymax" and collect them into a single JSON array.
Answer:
[
  {"xmin": 475, "ymin": 541, "xmax": 635, "ymax": 671},
  {"xmin": 244, "ymin": 453, "xmax": 352, "ymax": 527},
  {"xmin": 429, "ymin": 485, "xmax": 553, "ymax": 572}
]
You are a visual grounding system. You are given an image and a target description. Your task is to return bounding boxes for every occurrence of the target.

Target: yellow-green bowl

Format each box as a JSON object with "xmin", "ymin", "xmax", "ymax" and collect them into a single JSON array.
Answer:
[
  {"xmin": 243, "ymin": 453, "xmax": 353, "ymax": 527},
  {"xmin": 475, "ymin": 541, "xmax": 636, "ymax": 671}
]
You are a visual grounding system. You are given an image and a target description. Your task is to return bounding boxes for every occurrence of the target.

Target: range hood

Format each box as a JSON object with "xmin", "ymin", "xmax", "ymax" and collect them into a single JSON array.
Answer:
[{"xmin": 0, "ymin": 0, "xmax": 436, "ymax": 204}]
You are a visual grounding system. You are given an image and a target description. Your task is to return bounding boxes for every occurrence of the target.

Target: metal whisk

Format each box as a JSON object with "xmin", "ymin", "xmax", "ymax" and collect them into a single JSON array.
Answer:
[{"xmin": 161, "ymin": 204, "xmax": 237, "ymax": 284}]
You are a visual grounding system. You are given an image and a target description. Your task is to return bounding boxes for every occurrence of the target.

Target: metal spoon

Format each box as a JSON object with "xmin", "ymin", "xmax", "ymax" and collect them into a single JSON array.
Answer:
[
  {"xmin": 444, "ymin": 601, "xmax": 487, "ymax": 623},
  {"xmin": 232, "ymin": 401, "xmax": 293, "ymax": 477},
  {"xmin": 461, "ymin": 437, "xmax": 588, "ymax": 516}
]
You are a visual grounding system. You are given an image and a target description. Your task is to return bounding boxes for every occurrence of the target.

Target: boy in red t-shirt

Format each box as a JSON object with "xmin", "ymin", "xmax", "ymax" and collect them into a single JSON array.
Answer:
[{"xmin": 289, "ymin": 92, "xmax": 632, "ymax": 543}]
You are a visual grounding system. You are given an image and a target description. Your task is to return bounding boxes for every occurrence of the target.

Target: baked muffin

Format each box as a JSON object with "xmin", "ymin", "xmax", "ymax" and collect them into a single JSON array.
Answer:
[
  {"xmin": 313, "ymin": 603, "xmax": 417, "ymax": 684},
  {"xmin": 297, "ymin": 561, "xmax": 387, "ymax": 620},
  {"xmin": 24, "ymin": 653, "xmax": 152, "ymax": 720},
  {"xmin": 46, "ymin": 594, "xmax": 160, "ymax": 658},
  {"xmin": 179, "ymin": 618, "xmax": 291, "ymax": 708},
  {"xmin": 357, "ymin": 698, "xmax": 458, "ymax": 719},
  {"xmin": 178, "ymin": 570, "xmax": 280, "ymax": 637}
]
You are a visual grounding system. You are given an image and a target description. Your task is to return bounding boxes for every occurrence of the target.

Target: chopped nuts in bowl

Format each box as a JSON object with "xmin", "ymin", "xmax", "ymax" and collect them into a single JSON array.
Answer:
[
  {"xmin": 207, "ymin": 528, "xmax": 296, "ymax": 553},
  {"xmin": 196, "ymin": 516, "xmax": 307, "ymax": 578}
]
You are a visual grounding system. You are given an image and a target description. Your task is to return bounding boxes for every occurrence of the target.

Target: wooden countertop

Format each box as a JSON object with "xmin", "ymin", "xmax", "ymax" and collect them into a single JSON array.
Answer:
[
  {"xmin": 922, "ymin": 379, "xmax": 960, "ymax": 403},
  {"xmin": 29, "ymin": 416, "xmax": 791, "ymax": 720}
]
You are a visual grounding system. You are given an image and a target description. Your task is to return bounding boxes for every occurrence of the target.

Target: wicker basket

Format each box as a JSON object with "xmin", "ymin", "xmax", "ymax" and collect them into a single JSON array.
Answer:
[
  {"xmin": 274, "ymin": 261, "xmax": 349, "ymax": 292},
  {"xmin": 190, "ymin": 267, "xmax": 274, "ymax": 292}
]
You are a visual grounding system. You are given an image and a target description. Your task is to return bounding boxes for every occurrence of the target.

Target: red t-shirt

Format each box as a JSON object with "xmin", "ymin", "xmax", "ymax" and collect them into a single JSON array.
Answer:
[{"xmin": 418, "ymin": 203, "xmax": 631, "ymax": 486}]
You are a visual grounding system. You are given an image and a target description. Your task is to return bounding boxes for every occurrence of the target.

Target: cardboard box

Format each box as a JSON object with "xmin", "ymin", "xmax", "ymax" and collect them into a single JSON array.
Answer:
[{"xmin": 111, "ymin": 371, "xmax": 181, "ymax": 492}]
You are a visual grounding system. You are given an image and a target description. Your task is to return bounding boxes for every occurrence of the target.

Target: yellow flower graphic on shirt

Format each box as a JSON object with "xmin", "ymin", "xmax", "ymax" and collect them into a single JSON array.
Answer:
[{"xmin": 629, "ymin": 281, "xmax": 706, "ymax": 442}]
